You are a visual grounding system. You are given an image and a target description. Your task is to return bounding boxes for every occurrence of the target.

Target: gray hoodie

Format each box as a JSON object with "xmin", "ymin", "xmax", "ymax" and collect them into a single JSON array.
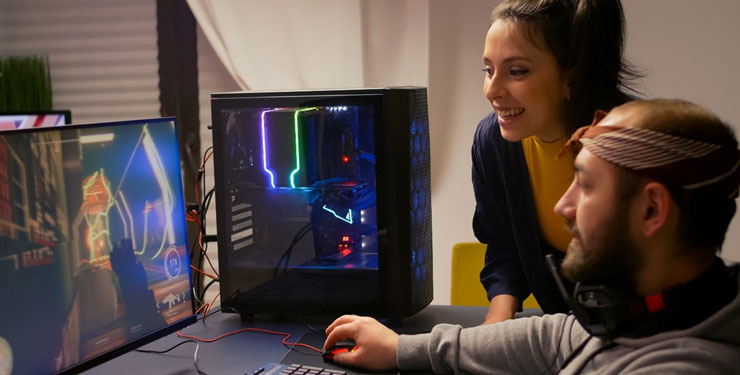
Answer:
[{"xmin": 397, "ymin": 273, "xmax": 740, "ymax": 374}]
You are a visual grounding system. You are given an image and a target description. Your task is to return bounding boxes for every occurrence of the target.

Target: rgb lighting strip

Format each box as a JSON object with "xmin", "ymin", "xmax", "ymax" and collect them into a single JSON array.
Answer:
[
  {"xmin": 322, "ymin": 204, "xmax": 353, "ymax": 224},
  {"xmin": 289, "ymin": 107, "xmax": 318, "ymax": 188},
  {"xmin": 260, "ymin": 107, "xmax": 318, "ymax": 188},
  {"xmin": 260, "ymin": 108, "xmax": 283, "ymax": 188}
]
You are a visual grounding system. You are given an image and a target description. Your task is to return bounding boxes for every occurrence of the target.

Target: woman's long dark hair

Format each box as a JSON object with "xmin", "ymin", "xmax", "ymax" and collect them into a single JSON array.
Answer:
[{"xmin": 492, "ymin": 0, "xmax": 642, "ymax": 135}]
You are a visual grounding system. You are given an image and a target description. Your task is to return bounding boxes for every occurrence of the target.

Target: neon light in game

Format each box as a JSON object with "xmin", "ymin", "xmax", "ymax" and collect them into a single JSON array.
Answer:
[
  {"xmin": 141, "ymin": 125, "xmax": 176, "ymax": 259},
  {"xmin": 81, "ymin": 169, "xmax": 114, "ymax": 261}
]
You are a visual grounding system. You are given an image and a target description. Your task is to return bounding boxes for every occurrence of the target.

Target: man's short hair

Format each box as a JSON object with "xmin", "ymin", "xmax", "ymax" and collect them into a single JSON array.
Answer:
[{"xmin": 612, "ymin": 99, "xmax": 738, "ymax": 252}]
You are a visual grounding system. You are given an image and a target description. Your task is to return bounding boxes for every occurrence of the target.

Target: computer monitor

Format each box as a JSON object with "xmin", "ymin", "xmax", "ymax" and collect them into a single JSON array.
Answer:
[
  {"xmin": 0, "ymin": 109, "xmax": 72, "ymax": 129},
  {"xmin": 0, "ymin": 118, "xmax": 196, "ymax": 374},
  {"xmin": 211, "ymin": 87, "xmax": 433, "ymax": 319}
]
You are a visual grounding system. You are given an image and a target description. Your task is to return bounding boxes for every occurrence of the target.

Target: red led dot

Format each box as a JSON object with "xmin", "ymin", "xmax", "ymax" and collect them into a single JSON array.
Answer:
[{"xmin": 342, "ymin": 155, "xmax": 350, "ymax": 163}]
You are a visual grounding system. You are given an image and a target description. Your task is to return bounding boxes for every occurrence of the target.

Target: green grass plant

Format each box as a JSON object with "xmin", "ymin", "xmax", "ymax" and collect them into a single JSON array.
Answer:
[{"xmin": 0, "ymin": 55, "xmax": 53, "ymax": 111}]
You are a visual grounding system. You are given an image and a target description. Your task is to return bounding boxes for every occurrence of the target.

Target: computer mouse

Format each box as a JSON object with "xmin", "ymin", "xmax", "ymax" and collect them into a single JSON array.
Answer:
[{"xmin": 322, "ymin": 338, "xmax": 357, "ymax": 362}]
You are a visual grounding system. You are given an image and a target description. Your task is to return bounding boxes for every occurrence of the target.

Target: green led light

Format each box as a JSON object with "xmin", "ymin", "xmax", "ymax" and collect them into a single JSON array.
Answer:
[{"xmin": 289, "ymin": 107, "xmax": 318, "ymax": 188}]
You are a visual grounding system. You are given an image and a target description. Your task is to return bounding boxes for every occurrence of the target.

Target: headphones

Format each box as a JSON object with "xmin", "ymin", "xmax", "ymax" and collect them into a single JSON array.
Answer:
[{"xmin": 544, "ymin": 254, "xmax": 735, "ymax": 340}]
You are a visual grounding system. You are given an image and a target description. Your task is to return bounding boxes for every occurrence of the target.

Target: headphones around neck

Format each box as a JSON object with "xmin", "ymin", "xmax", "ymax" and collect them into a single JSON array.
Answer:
[{"xmin": 545, "ymin": 254, "xmax": 671, "ymax": 340}]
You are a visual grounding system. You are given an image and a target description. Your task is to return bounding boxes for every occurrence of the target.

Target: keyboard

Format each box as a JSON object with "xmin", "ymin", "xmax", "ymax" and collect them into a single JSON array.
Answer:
[{"xmin": 248, "ymin": 363, "xmax": 348, "ymax": 375}]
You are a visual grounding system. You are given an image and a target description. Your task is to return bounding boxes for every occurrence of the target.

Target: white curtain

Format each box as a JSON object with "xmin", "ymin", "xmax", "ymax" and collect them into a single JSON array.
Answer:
[{"xmin": 186, "ymin": 0, "xmax": 429, "ymax": 90}]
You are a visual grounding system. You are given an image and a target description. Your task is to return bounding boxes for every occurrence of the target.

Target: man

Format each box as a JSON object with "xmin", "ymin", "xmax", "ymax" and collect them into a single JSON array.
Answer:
[{"xmin": 324, "ymin": 99, "xmax": 740, "ymax": 374}]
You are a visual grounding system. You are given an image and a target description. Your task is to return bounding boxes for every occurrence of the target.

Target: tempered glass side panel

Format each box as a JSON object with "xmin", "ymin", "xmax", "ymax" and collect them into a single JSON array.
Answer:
[
  {"xmin": 214, "ymin": 97, "xmax": 382, "ymax": 310},
  {"xmin": 0, "ymin": 119, "xmax": 194, "ymax": 374}
]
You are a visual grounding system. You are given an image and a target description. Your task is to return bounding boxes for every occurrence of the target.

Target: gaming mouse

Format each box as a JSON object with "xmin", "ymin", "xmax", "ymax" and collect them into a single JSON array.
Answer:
[{"xmin": 322, "ymin": 338, "xmax": 357, "ymax": 362}]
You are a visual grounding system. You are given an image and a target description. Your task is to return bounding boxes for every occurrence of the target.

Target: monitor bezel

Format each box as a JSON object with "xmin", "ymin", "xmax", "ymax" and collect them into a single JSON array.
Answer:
[
  {"xmin": 58, "ymin": 315, "xmax": 196, "ymax": 375},
  {"xmin": 0, "ymin": 109, "xmax": 72, "ymax": 126}
]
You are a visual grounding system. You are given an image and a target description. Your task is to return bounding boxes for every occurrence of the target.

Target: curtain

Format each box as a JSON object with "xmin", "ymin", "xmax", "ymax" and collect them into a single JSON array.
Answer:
[{"xmin": 186, "ymin": 0, "xmax": 429, "ymax": 90}]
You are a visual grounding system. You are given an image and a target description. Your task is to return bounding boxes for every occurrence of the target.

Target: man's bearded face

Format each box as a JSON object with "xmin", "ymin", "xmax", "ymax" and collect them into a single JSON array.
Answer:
[{"xmin": 561, "ymin": 183, "xmax": 643, "ymax": 285}]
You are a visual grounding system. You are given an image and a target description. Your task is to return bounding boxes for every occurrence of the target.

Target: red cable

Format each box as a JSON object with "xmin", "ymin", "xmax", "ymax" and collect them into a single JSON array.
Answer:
[
  {"xmin": 194, "ymin": 149, "xmax": 214, "ymax": 203},
  {"xmin": 194, "ymin": 303, "xmax": 209, "ymax": 315},
  {"xmin": 190, "ymin": 264, "xmax": 218, "ymax": 280},
  {"xmin": 176, "ymin": 327, "xmax": 322, "ymax": 353},
  {"xmin": 203, "ymin": 149, "xmax": 214, "ymax": 166},
  {"xmin": 203, "ymin": 292, "xmax": 220, "ymax": 322}
]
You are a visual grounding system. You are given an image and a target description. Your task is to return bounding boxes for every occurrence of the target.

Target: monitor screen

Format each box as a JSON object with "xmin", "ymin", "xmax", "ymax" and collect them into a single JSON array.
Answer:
[
  {"xmin": 0, "ymin": 118, "xmax": 195, "ymax": 374},
  {"xmin": 212, "ymin": 88, "xmax": 433, "ymax": 318},
  {"xmin": 0, "ymin": 110, "xmax": 72, "ymax": 129}
]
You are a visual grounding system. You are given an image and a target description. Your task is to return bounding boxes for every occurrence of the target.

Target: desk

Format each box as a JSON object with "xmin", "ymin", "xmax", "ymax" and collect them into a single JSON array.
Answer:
[{"xmin": 85, "ymin": 305, "xmax": 540, "ymax": 374}]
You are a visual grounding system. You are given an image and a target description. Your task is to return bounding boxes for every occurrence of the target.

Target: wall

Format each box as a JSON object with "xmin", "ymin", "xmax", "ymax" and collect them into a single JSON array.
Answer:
[
  {"xmin": 623, "ymin": 0, "xmax": 740, "ymax": 262},
  {"xmin": 427, "ymin": 0, "xmax": 494, "ymax": 305},
  {"xmin": 0, "ymin": 0, "xmax": 160, "ymax": 124}
]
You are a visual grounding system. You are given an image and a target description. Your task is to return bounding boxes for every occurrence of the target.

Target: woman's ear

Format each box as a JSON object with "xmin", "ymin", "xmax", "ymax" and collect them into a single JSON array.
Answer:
[{"xmin": 639, "ymin": 182, "xmax": 673, "ymax": 237}]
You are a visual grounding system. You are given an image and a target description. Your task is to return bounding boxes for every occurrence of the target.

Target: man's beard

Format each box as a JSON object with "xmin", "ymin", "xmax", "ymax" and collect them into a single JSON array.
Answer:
[{"xmin": 561, "ymin": 206, "xmax": 643, "ymax": 285}]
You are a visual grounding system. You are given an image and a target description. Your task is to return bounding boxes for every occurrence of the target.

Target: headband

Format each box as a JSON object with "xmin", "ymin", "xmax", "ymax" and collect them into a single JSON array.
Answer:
[{"xmin": 559, "ymin": 110, "xmax": 740, "ymax": 199}]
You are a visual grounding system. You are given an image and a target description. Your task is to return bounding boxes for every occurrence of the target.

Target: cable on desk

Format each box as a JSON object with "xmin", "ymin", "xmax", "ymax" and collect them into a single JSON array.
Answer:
[
  {"xmin": 194, "ymin": 341, "xmax": 207, "ymax": 375},
  {"xmin": 176, "ymin": 327, "xmax": 322, "ymax": 353},
  {"xmin": 201, "ymin": 307, "xmax": 222, "ymax": 320},
  {"xmin": 302, "ymin": 320, "xmax": 327, "ymax": 334},
  {"xmin": 283, "ymin": 344, "xmax": 324, "ymax": 357},
  {"xmin": 135, "ymin": 339, "xmax": 197, "ymax": 354},
  {"xmin": 134, "ymin": 338, "xmax": 208, "ymax": 374}
]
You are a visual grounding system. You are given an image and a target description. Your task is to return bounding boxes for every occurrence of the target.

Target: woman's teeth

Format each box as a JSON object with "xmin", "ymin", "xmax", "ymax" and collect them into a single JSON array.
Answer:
[{"xmin": 498, "ymin": 108, "xmax": 524, "ymax": 119}]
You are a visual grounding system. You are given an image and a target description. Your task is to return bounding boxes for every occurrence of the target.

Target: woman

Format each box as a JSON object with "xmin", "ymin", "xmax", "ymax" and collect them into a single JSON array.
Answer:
[{"xmin": 473, "ymin": 0, "xmax": 641, "ymax": 324}]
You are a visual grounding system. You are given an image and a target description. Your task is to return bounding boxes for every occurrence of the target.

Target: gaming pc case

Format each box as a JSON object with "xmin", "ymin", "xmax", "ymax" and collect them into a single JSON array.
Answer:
[{"xmin": 211, "ymin": 87, "xmax": 432, "ymax": 318}]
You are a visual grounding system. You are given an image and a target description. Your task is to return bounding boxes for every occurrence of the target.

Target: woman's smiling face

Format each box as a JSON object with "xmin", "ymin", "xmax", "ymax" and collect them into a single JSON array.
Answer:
[{"xmin": 482, "ymin": 19, "xmax": 570, "ymax": 142}]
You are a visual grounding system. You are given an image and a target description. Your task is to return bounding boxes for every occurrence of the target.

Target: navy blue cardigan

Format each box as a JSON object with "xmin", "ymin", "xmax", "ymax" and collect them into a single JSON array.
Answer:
[{"xmin": 471, "ymin": 112, "xmax": 569, "ymax": 314}]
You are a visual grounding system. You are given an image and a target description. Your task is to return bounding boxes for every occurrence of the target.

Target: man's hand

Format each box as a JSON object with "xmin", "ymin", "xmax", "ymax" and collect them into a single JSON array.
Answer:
[
  {"xmin": 324, "ymin": 315, "xmax": 399, "ymax": 370},
  {"xmin": 482, "ymin": 294, "xmax": 518, "ymax": 325}
]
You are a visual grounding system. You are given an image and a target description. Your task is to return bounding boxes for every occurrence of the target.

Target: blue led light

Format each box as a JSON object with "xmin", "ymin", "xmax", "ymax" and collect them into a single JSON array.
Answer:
[{"xmin": 322, "ymin": 205, "xmax": 353, "ymax": 224}]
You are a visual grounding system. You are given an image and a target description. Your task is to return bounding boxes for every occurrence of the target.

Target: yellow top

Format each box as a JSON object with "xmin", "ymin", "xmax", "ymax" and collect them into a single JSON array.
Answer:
[{"xmin": 521, "ymin": 136, "xmax": 573, "ymax": 252}]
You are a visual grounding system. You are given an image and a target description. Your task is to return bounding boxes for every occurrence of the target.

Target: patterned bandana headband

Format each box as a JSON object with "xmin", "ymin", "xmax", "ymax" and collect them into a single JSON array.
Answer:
[{"xmin": 559, "ymin": 110, "xmax": 740, "ymax": 199}]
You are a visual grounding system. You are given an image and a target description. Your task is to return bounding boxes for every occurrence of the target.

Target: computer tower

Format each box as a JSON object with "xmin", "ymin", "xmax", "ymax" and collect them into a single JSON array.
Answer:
[{"xmin": 211, "ymin": 87, "xmax": 432, "ymax": 318}]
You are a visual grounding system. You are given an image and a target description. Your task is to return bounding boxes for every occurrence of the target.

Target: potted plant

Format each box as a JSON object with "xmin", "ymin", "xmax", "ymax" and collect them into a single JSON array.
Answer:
[{"xmin": 0, "ymin": 55, "xmax": 53, "ymax": 111}]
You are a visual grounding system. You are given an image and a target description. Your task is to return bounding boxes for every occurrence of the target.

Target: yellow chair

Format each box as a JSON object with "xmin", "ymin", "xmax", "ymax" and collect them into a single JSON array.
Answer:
[{"xmin": 450, "ymin": 242, "xmax": 539, "ymax": 308}]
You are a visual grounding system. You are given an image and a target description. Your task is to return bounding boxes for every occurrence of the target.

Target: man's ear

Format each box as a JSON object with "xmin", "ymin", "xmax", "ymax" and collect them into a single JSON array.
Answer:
[{"xmin": 639, "ymin": 182, "xmax": 673, "ymax": 237}]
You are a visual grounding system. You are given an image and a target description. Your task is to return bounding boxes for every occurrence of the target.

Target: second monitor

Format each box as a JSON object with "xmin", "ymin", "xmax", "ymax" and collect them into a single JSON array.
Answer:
[{"xmin": 211, "ymin": 87, "xmax": 432, "ymax": 318}]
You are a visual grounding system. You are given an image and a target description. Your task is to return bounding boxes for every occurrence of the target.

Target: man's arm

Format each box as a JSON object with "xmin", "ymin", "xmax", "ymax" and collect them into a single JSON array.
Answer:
[
  {"xmin": 398, "ymin": 314, "xmax": 583, "ymax": 374},
  {"xmin": 325, "ymin": 313, "xmax": 586, "ymax": 374}
]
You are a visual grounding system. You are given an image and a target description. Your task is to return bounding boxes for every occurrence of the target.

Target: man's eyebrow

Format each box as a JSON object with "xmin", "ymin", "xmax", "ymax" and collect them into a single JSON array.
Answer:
[{"xmin": 573, "ymin": 161, "xmax": 588, "ymax": 177}]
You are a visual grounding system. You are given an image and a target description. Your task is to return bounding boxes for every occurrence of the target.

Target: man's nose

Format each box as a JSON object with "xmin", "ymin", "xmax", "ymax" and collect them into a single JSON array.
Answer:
[{"xmin": 555, "ymin": 179, "xmax": 578, "ymax": 220}]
